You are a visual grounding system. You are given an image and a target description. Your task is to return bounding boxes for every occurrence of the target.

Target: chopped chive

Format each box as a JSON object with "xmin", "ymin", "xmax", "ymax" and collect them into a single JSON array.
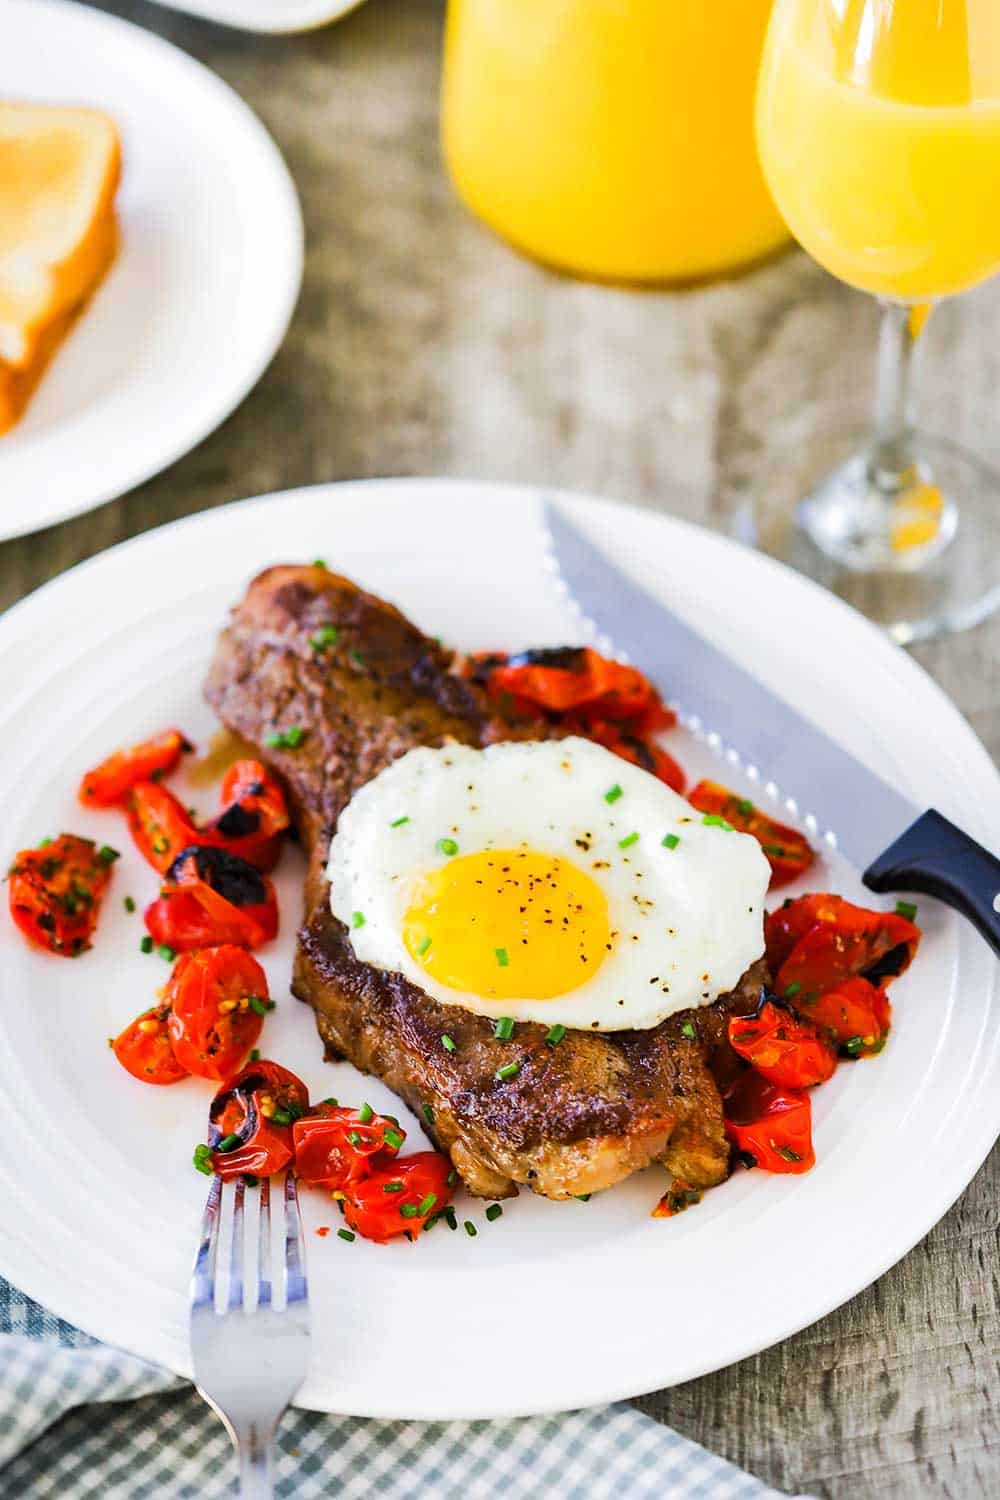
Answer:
[
  {"xmin": 285, "ymin": 726, "xmax": 305, "ymax": 748},
  {"xmin": 263, "ymin": 731, "xmax": 283, "ymax": 748},
  {"xmin": 662, "ymin": 833, "xmax": 680, "ymax": 850},
  {"xmin": 313, "ymin": 558, "xmax": 328, "ymax": 569},
  {"xmin": 383, "ymin": 1181, "xmax": 404, "ymax": 1193},
  {"xmin": 140, "ymin": 935, "xmax": 153, "ymax": 954},
  {"xmin": 358, "ymin": 1102, "xmax": 374, "ymax": 1125},
  {"xmin": 123, "ymin": 895, "xmax": 136, "ymax": 913},
  {"xmin": 323, "ymin": 1096, "xmax": 339, "ymax": 1106},
  {"xmin": 494, "ymin": 1016, "xmax": 515, "ymax": 1040},
  {"xmin": 400, "ymin": 1203, "xmax": 420, "ymax": 1219},
  {"xmin": 464, "ymin": 1220, "xmax": 477, "ymax": 1237},
  {"xmin": 485, "ymin": 1203, "xmax": 502, "ymax": 1222},
  {"xmin": 736, "ymin": 798, "xmax": 754, "ymax": 817},
  {"xmin": 346, "ymin": 1130, "xmax": 361, "ymax": 1145},
  {"xmin": 250, "ymin": 1048, "xmax": 261, "ymax": 1062},
  {"xmin": 264, "ymin": 726, "xmax": 306, "ymax": 750},
  {"xmin": 423, "ymin": 1103, "xmax": 434, "ymax": 1126},
  {"xmin": 390, "ymin": 815, "xmax": 410, "ymax": 828},
  {"xmin": 437, "ymin": 837, "xmax": 459, "ymax": 857},
  {"xmin": 618, "ymin": 832, "xmax": 639, "ymax": 849},
  {"xmin": 762, "ymin": 844, "xmax": 787, "ymax": 857},
  {"xmin": 38, "ymin": 837, "xmax": 52, "ymax": 847},
  {"xmin": 784, "ymin": 981, "xmax": 802, "ymax": 998},
  {"xmin": 775, "ymin": 1145, "xmax": 803, "ymax": 1163},
  {"xmin": 337, "ymin": 1228, "xmax": 356, "ymax": 1243},
  {"xmin": 193, "ymin": 1143, "xmax": 213, "ymax": 1175},
  {"xmin": 97, "ymin": 844, "xmax": 120, "ymax": 864},
  {"xmin": 217, "ymin": 1133, "xmax": 240, "ymax": 1152},
  {"xmin": 545, "ymin": 1023, "xmax": 566, "ymax": 1047},
  {"xmin": 441, "ymin": 1034, "xmax": 456, "ymax": 1053},
  {"xmin": 310, "ymin": 625, "xmax": 339, "ymax": 651},
  {"xmin": 383, "ymin": 1128, "xmax": 405, "ymax": 1151},
  {"xmin": 604, "ymin": 783, "xmax": 623, "ymax": 804},
  {"xmin": 273, "ymin": 1109, "xmax": 293, "ymax": 1127},
  {"xmin": 574, "ymin": 1193, "xmax": 591, "ymax": 1203},
  {"xmin": 249, "ymin": 996, "xmax": 269, "ymax": 1016},
  {"xmin": 681, "ymin": 1021, "xmax": 696, "ymax": 1040},
  {"xmin": 447, "ymin": 1169, "xmax": 458, "ymax": 1187},
  {"xmin": 444, "ymin": 1207, "xmax": 458, "ymax": 1230},
  {"xmin": 417, "ymin": 935, "xmax": 432, "ymax": 956},
  {"xmin": 844, "ymin": 1036, "xmax": 865, "ymax": 1056},
  {"xmin": 495, "ymin": 946, "xmax": 509, "ymax": 967},
  {"xmin": 495, "ymin": 1061, "xmax": 519, "ymax": 1082},
  {"xmin": 243, "ymin": 1174, "xmax": 259, "ymax": 1187},
  {"xmin": 702, "ymin": 814, "xmax": 734, "ymax": 831},
  {"xmin": 417, "ymin": 1192, "xmax": 437, "ymax": 1216},
  {"xmin": 350, "ymin": 649, "xmax": 365, "ymax": 667},
  {"xmin": 895, "ymin": 900, "xmax": 918, "ymax": 921},
  {"xmin": 351, "ymin": 911, "xmax": 366, "ymax": 929},
  {"xmin": 157, "ymin": 944, "xmax": 176, "ymax": 963}
]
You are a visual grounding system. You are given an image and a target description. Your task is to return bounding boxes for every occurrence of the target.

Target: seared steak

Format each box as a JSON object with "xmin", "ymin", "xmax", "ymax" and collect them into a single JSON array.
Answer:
[{"xmin": 205, "ymin": 565, "xmax": 765, "ymax": 1200}]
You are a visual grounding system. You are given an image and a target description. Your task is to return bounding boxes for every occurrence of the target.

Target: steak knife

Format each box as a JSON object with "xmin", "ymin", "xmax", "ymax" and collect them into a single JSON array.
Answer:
[{"xmin": 543, "ymin": 500, "xmax": 1000, "ymax": 957}]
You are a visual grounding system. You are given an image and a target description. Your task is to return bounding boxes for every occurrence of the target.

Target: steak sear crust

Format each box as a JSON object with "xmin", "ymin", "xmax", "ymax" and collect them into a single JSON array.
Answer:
[{"xmin": 205, "ymin": 564, "xmax": 767, "ymax": 1200}]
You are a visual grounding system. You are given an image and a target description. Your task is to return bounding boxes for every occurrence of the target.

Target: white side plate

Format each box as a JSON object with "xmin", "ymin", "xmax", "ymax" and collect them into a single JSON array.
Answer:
[
  {"xmin": 147, "ymin": 0, "xmax": 366, "ymax": 34},
  {"xmin": 0, "ymin": 0, "xmax": 303, "ymax": 541},
  {"xmin": 0, "ymin": 479, "xmax": 996, "ymax": 1419}
]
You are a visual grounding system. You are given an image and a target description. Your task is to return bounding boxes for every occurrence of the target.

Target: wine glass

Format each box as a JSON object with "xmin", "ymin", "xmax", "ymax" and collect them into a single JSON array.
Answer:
[{"xmin": 750, "ymin": 0, "xmax": 1000, "ymax": 642}]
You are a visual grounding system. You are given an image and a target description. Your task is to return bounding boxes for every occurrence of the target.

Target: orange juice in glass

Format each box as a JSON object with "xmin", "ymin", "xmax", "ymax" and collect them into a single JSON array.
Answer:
[
  {"xmin": 752, "ymin": 0, "xmax": 1000, "ymax": 640},
  {"xmin": 441, "ymin": 0, "xmax": 789, "ymax": 285}
]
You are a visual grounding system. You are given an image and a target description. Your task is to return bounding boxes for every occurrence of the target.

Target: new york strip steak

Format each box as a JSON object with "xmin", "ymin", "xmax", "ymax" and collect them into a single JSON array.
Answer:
[{"xmin": 205, "ymin": 565, "xmax": 765, "ymax": 1201}]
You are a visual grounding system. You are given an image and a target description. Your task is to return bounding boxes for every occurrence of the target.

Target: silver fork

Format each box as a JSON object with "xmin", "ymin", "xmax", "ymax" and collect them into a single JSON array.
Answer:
[{"xmin": 190, "ymin": 1173, "xmax": 311, "ymax": 1498}]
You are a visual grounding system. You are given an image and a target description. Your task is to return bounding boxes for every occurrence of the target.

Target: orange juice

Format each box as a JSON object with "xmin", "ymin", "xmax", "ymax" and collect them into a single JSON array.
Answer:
[
  {"xmin": 441, "ymin": 0, "xmax": 788, "ymax": 285},
  {"xmin": 756, "ymin": 0, "xmax": 1000, "ymax": 300}
]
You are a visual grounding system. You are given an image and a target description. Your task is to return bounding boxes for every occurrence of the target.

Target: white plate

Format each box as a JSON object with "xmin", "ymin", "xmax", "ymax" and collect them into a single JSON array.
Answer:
[
  {"xmin": 0, "ymin": 0, "xmax": 303, "ymax": 542},
  {"xmin": 148, "ymin": 0, "xmax": 366, "ymax": 34},
  {"xmin": 0, "ymin": 479, "xmax": 997, "ymax": 1421}
]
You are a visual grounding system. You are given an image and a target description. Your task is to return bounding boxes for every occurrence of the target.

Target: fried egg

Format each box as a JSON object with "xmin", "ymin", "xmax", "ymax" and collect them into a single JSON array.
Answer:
[{"xmin": 326, "ymin": 737, "xmax": 769, "ymax": 1030}]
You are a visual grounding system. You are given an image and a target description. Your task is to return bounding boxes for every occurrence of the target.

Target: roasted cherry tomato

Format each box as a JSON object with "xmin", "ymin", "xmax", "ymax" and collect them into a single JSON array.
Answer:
[
  {"xmin": 165, "ymin": 946, "xmax": 268, "ymax": 1081},
  {"xmin": 79, "ymin": 729, "xmax": 191, "ymax": 807},
  {"xmin": 724, "ymin": 1071, "xmax": 815, "ymax": 1174},
  {"xmin": 794, "ymin": 976, "xmax": 892, "ymax": 1056},
  {"xmin": 202, "ymin": 760, "xmax": 289, "ymax": 872},
  {"xmin": 112, "ymin": 1003, "xmax": 187, "ymax": 1085},
  {"xmin": 8, "ymin": 834, "xmax": 117, "ymax": 956},
  {"xmin": 128, "ymin": 782, "xmax": 200, "ymax": 873},
  {"xmin": 145, "ymin": 846, "xmax": 279, "ymax": 952},
  {"xmin": 687, "ymin": 781, "xmax": 814, "ymax": 888},
  {"xmin": 468, "ymin": 647, "xmax": 676, "ymax": 730},
  {"xmin": 207, "ymin": 1060, "xmax": 309, "ymax": 1179},
  {"xmin": 581, "ymin": 719, "xmax": 686, "ymax": 794},
  {"xmin": 342, "ymin": 1152, "xmax": 455, "ymax": 1244},
  {"xmin": 293, "ymin": 1103, "xmax": 405, "ymax": 1189},
  {"xmin": 727, "ymin": 1001, "xmax": 837, "ymax": 1089},
  {"xmin": 771, "ymin": 895, "xmax": 920, "ymax": 1000}
]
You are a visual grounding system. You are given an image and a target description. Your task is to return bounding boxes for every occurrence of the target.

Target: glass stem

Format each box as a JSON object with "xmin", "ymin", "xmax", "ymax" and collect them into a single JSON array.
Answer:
[{"xmin": 869, "ymin": 299, "xmax": 928, "ymax": 483}]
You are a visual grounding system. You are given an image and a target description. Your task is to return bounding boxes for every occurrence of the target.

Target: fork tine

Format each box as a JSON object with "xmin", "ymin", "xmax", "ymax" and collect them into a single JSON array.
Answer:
[
  {"xmin": 257, "ymin": 1176, "xmax": 272, "ymax": 1311},
  {"xmin": 227, "ymin": 1177, "xmax": 246, "ymax": 1312},
  {"xmin": 190, "ymin": 1173, "xmax": 222, "ymax": 1310},
  {"xmin": 284, "ymin": 1172, "xmax": 307, "ymax": 1306}
]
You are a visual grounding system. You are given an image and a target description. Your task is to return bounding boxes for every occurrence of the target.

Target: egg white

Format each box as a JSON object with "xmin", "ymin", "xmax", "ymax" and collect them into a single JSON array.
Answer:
[{"xmin": 326, "ymin": 737, "xmax": 770, "ymax": 1030}]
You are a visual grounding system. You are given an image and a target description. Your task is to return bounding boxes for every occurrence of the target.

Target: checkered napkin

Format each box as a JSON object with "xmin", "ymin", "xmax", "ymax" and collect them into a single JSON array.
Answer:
[{"xmin": 1, "ymin": 1279, "xmax": 793, "ymax": 1499}]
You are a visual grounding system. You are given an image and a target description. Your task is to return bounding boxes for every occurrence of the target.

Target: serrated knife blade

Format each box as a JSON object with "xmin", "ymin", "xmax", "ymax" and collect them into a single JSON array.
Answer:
[{"xmin": 542, "ymin": 499, "xmax": 1000, "ymax": 956}]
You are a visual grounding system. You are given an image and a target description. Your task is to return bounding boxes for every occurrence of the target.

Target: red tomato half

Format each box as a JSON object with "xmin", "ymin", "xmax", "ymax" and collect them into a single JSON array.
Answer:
[
  {"xmin": 293, "ymin": 1104, "xmax": 405, "ymax": 1190},
  {"xmin": 79, "ymin": 729, "xmax": 191, "ymax": 806},
  {"xmin": 688, "ymin": 781, "xmax": 815, "ymax": 888},
  {"xmin": 468, "ymin": 647, "xmax": 676, "ymax": 730},
  {"xmin": 208, "ymin": 1060, "xmax": 310, "ymax": 1179},
  {"xmin": 796, "ymin": 976, "xmax": 892, "ymax": 1056},
  {"xmin": 724, "ymin": 1071, "xmax": 815, "ymax": 1174},
  {"xmin": 342, "ymin": 1152, "xmax": 455, "ymax": 1243},
  {"xmin": 112, "ymin": 1004, "xmax": 187, "ymax": 1085},
  {"xmin": 146, "ymin": 847, "xmax": 279, "ymax": 952},
  {"xmin": 8, "ymin": 834, "xmax": 116, "ymax": 957},
  {"xmin": 773, "ymin": 898, "xmax": 920, "ymax": 1000},
  {"xmin": 166, "ymin": 946, "xmax": 268, "ymax": 1081},
  {"xmin": 727, "ymin": 1002, "xmax": 837, "ymax": 1089},
  {"xmin": 128, "ymin": 782, "xmax": 200, "ymax": 873},
  {"xmin": 202, "ymin": 760, "xmax": 290, "ymax": 871}
]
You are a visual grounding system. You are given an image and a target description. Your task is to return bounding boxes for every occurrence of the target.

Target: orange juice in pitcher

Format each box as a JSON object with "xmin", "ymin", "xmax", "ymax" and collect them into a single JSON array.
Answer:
[{"xmin": 441, "ymin": 0, "xmax": 789, "ymax": 284}]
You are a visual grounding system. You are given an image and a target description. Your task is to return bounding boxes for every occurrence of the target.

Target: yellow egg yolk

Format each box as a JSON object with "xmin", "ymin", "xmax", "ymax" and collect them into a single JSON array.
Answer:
[{"xmin": 402, "ymin": 847, "xmax": 612, "ymax": 1001}]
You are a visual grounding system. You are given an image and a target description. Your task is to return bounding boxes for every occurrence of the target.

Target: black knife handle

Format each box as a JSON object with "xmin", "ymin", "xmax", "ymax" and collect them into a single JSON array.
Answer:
[{"xmin": 864, "ymin": 809, "xmax": 1000, "ymax": 957}]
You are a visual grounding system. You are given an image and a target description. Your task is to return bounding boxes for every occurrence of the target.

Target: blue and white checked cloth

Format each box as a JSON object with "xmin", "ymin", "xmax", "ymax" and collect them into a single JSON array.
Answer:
[{"xmin": 0, "ymin": 1277, "xmax": 798, "ymax": 1498}]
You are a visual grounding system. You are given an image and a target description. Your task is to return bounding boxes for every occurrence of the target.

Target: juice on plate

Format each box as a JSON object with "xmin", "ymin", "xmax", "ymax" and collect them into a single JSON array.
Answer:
[
  {"xmin": 441, "ymin": 0, "xmax": 789, "ymax": 285},
  {"xmin": 756, "ymin": 0, "xmax": 1000, "ymax": 300}
]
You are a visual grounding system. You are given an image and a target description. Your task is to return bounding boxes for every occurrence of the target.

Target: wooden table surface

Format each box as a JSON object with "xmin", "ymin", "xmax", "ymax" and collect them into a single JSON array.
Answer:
[{"xmin": 5, "ymin": 3, "xmax": 998, "ymax": 1495}]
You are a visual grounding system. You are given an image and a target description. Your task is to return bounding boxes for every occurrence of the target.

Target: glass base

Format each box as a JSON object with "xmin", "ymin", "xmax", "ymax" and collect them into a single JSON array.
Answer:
[{"xmin": 738, "ymin": 429, "xmax": 1000, "ymax": 644}]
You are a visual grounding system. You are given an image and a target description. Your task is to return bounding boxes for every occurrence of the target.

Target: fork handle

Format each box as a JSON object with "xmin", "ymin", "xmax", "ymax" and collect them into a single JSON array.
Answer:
[{"xmin": 237, "ymin": 1432, "xmax": 274, "ymax": 1499}]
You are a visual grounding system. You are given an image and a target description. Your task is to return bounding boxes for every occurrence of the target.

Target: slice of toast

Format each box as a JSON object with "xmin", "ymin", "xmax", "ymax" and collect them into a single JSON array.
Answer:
[{"xmin": 0, "ymin": 102, "xmax": 120, "ymax": 433}]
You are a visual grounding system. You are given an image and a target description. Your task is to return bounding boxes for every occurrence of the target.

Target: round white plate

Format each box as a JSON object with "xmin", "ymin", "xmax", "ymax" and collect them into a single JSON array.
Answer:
[
  {"xmin": 148, "ymin": 0, "xmax": 366, "ymax": 34},
  {"xmin": 0, "ymin": 479, "xmax": 997, "ymax": 1420},
  {"xmin": 0, "ymin": 0, "xmax": 303, "ymax": 543}
]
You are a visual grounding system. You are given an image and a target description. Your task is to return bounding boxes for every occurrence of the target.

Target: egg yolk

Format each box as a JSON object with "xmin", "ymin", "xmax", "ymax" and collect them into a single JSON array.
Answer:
[{"xmin": 402, "ymin": 847, "xmax": 612, "ymax": 1001}]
